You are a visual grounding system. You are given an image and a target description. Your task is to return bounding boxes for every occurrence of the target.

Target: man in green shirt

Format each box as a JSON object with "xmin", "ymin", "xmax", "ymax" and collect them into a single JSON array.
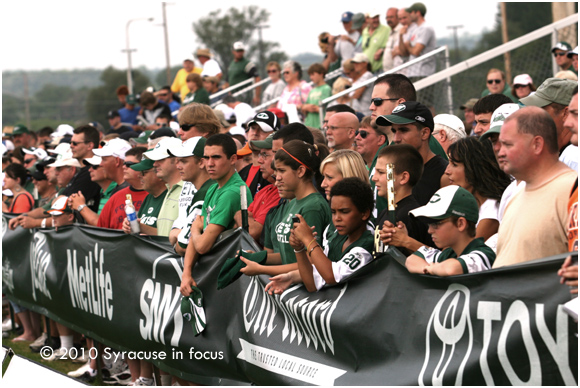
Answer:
[
  {"xmin": 226, "ymin": 41, "xmax": 261, "ymax": 105},
  {"xmin": 180, "ymin": 134, "xmax": 252, "ymax": 296},
  {"xmin": 362, "ymin": 11, "xmax": 390, "ymax": 73}
]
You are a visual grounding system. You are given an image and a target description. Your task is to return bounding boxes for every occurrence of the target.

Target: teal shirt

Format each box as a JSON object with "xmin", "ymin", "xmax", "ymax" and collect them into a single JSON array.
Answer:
[{"xmin": 98, "ymin": 181, "xmax": 118, "ymax": 215}]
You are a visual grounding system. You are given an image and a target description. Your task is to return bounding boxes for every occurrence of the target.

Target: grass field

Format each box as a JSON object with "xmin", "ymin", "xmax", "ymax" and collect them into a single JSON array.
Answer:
[{"xmin": 2, "ymin": 329, "xmax": 105, "ymax": 385}]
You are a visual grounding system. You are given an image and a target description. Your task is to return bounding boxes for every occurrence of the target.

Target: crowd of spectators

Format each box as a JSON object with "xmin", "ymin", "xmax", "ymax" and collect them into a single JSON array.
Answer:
[{"xmin": 2, "ymin": 4, "xmax": 578, "ymax": 386}]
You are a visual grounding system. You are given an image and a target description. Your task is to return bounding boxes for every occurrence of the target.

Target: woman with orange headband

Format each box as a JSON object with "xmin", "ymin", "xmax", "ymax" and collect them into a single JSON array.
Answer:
[{"xmin": 239, "ymin": 140, "xmax": 332, "ymax": 276}]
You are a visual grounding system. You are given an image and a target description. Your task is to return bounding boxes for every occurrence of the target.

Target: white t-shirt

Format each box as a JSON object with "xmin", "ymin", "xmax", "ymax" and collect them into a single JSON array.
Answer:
[
  {"xmin": 477, "ymin": 198, "xmax": 500, "ymax": 226},
  {"xmin": 559, "ymin": 144, "xmax": 578, "ymax": 172},
  {"xmin": 200, "ymin": 59, "xmax": 222, "ymax": 78}
]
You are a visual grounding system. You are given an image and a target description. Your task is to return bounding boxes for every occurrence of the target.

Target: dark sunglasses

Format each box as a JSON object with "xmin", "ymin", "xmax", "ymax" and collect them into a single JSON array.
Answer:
[
  {"xmin": 355, "ymin": 130, "xmax": 370, "ymax": 139},
  {"xmin": 514, "ymin": 84, "xmax": 529, "ymax": 89},
  {"xmin": 71, "ymin": 141, "xmax": 88, "ymax": 146},
  {"xmin": 282, "ymin": 71, "xmax": 291, "ymax": 75},
  {"xmin": 124, "ymin": 161, "xmax": 137, "ymax": 167},
  {"xmin": 553, "ymin": 52, "xmax": 567, "ymax": 57},
  {"xmin": 370, "ymin": 97, "xmax": 399, "ymax": 106},
  {"xmin": 267, "ymin": 69, "xmax": 278, "ymax": 73},
  {"xmin": 487, "ymin": 79, "xmax": 502, "ymax": 85},
  {"xmin": 180, "ymin": 123, "xmax": 196, "ymax": 131},
  {"xmin": 24, "ymin": 158, "xmax": 35, "ymax": 164},
  {"xmin": 89, "ymin": 164, "xmax": 100, "ymax": 170}
]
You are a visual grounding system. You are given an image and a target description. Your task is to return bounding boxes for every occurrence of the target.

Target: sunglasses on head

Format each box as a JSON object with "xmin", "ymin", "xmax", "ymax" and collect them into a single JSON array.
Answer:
[
  {"xmin": 180, "ymin": 123, "xmax": 196, "ymax": 131},
  {"xmin": 487, "ymin": 79, "xmax": 502, "ymax": 85},
  {"xmin": 355, "ymin": 130, "xmax": 370, "ymax": 139},
  {"xmin": 370, "ymin": 97, "xmax": 399, "ymax": 106}
]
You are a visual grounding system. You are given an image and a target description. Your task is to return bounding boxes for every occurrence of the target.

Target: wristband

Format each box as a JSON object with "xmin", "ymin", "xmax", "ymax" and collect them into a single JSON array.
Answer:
[
  {"xmin": 306, "ymin": 238, "xmax": 317, "ymax": 252},
  {"xmin": 293, "ymin": 246, "xmax": 306, "ymax": 253},
  {"xmin": 308, "ymin": 244, "xmax": 321, "ymax": 257},
  {"xmin": 41, "ymin": 218, "xmax": 47, "ymax": 228}
]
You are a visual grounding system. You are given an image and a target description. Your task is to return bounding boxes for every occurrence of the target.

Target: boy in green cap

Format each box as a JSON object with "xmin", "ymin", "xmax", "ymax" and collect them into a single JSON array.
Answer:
[{"xmin": 405, "ymin": 185, "xmax": 496, "ymax": 276}]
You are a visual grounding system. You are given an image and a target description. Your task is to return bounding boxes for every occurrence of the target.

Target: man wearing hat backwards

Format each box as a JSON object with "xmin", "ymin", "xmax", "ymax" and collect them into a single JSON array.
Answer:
[
  {"xmin": 196, "ymin": 48, "xmax": 222, "ymax": 81},
  {"xmin": 405, "ymin": 185, "xmax": 496, "ymax": 276},
  {"xmin": 376, "ymin": 101, "xmax": 449, "ymax": 206},
  {"xmin": 552, "ymin": 41, "xmax": 577, "ymax": 75}
]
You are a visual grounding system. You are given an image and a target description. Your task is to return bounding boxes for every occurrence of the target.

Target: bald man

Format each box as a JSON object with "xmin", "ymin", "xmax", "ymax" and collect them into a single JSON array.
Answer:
[{"xmin": 326, "ymin": 112, "xmax": 359, "ymax": 151}]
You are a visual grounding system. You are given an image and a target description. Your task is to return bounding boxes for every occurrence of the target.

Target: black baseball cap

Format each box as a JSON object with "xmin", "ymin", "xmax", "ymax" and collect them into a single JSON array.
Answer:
[{"xmin": 376, "ymin": 101, "xmax": 434, "ymax": 132}]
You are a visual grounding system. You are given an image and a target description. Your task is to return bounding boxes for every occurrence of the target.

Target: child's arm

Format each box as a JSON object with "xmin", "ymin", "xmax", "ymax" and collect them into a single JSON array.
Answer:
[
  {"xmin": 265, "ymin": 270, "xmax": 302, "ymax": 295},
  {"xmin": 424, "ymin": 259, "xmax": 464, "ymax": 277},
  {"xmin": 406, "ymin": 254, "xmax": 429, "ymax": 274},
  {"xmin": 380, "ymin": 220, "xmax": 424, "ymax": 252}
]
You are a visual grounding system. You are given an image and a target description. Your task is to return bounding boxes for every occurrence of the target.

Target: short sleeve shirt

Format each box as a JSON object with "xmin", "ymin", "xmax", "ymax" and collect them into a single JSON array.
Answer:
[
  {"xmin": 202, "ymin": 172, "xmax": 252, "ymax": 230},
  {"xmin": 138, "ymin": 190, "xmax": 168, "ymax": 229},
  {"xmin": 414, "ymin": 237, "xmax": 496, "ymax": 274}
]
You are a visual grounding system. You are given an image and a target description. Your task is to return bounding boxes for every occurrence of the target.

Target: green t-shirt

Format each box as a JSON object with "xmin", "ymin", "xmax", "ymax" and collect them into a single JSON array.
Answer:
[
  {"xmin": 98, "ymin": 181, "xmax": 118, "ymax": 215},
  {"xmin": 414, "ymin": 237, "xmax": 496, "ymax": 274},
  {"xmin": 228, "ymin": 58, "xmax": 254, "ymax": 88},
  {"xmin": 183, "ymin": 88, "xmax": 210, "ymax": 106},
  {"xmin": 304, "ymin": 84, "xmax": 332, "ymax": 128},
  {"xmin": 138, "ymin": 190, "xmax": 168, "ymax": 229},
  {"xmin": 265, "ymin": 192, "xmax": 331, "ymax": 265},
  {"xmin": 178, "ymin": 179, "xmax": 216, "ymax": 249},
  {"xmin": 202, "ymin": 172, "xmax": 252, "ymax": 231}
]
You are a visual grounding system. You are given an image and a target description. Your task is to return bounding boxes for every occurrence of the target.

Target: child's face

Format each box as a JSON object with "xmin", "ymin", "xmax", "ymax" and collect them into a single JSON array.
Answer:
[
  {"xmin": 309, "ymin": 72, "xmax": 323, "ymax": 84},
  {"xmin": 331, "ymin": 195, "xmax": 367, "ymax": 236},
  {"xmin": 274, "ymin": 160, "xmax": 300, "ymax": 199},
  {"xmin": 187, "ymin": 80, "xmax": 196, "ymax": 91},
  {"xmin": 427, "ymin": 217, "xmax": 457, "ymax": 249},
  {"xmin": 372, "ymin": 156, "xmax": 402, "ymax": 199}
]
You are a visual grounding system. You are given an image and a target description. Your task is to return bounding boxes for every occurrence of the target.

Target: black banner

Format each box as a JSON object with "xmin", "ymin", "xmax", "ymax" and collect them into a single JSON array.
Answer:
[{"xmin": 2, "ymin": 214, "xmax": 578, "ymax": 385}]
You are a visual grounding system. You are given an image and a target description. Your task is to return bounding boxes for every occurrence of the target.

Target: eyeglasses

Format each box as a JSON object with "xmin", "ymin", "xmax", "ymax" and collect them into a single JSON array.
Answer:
[
  {"xmin": 282, "ymin": 71, "xmax": 291, "ymax": 75},
  {"xmin": 370, "ymin": 97, "xmax": 399, "ymax": 106},
  {"xmin": 258, "ymin": 151, "xmax": 272, "ymax": 159},
  {"xmin": 71, "ymin": 141, "xmax": 89, "ymax": 146},
  {"xmin": 327, "ymin": 126, "xmax": 352, "ymax": 131},
  {"xmin": 428, "ymin": 219, "xmax": 452, "ymax": 230},
  {"xmin": 24, "ymin": 158, "xmax": 35, "ymax": 164},
  {"xmin": 89, "ymin": 164, "xmax": 100, "ymax": 170},
  {"xmin": 124, "ymin": 161, "xmax": 137, "ymax": 168},
  {"xmin": 180, "ymin": 123, "xmax": 196, "ymax": 131},
  {"xmin": 267, "ymin": 69, "xmax": 278, "ymax": 74},
  {"xmin": 514, "ymin": 84, "xmax": 529, "ymax": 89},
  {"xmin": 553, "ymin": 52, "xmax": 567, "ymax": 57},
  {"xmin": 355, "ymin": 130, "xmax": 370, "ymax": 139},
  {"xmin": 487, "ymin": 79, "xmax": 502, "ymax": 85}
]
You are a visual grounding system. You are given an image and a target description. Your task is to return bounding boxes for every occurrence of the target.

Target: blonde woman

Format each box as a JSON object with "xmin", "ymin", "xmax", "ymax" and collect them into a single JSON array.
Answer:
[{"xmin": 320, "ymin": 149, "xmax": 369, "ymax": 201}]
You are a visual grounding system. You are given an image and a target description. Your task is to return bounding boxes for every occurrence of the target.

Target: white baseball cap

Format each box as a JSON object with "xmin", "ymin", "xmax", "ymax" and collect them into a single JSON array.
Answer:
[
  {"xmin": 167, "ymin": 136, "xmax": 206, "ymax": 158},
  {"xmin": 433, "ymin": 114, "xmax": 466, "ymax": 138},
  {"xmin": 143, "ymin": 137, "xmax": 184, "ymax": 161},
  {"xmin": 93, "ymin": 138, "xmax": 132, "ymax": 160},
  {"xmin": 480, "ymin": 103, "xmax": 520, "ymax": 141},
  {"xmin": 23, "ymin": 147, "xmax": 49, "ymax": 160}
]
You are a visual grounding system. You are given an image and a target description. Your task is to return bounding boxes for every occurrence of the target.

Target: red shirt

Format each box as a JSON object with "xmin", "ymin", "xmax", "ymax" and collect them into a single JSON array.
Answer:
[
  {"xmin": 97, "ymin": 187, "xmax": 148, "ymax": 230},
  {"xmin": 248, "ymin": 184, "xmax": 281, "ymax": 225}
]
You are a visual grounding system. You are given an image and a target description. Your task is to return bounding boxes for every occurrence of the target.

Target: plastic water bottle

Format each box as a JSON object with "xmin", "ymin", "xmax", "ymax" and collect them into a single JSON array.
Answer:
[{"xmin": 125, "ymin": 194, "xmax": 140, "ymax": 234}]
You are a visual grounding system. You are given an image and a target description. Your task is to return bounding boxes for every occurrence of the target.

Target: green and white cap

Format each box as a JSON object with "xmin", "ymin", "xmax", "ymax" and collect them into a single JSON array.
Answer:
[
  {"xmin": 143, "ymin": 137, "xmax": 183, "ymax": 161},
  {"xmin": 167, "ymin": 136, "xmax": 206, "ymax": 158},
  {"xmin": 180, "ymin": 286, "xmax": 206, "ymax": 336},
  {"xmin": 410, "ymin": 185, "xmax": 479, "ymax": 224},
  {"xmin": 480, "ymin": 103, "xmax": 520, "ymax": 142}
]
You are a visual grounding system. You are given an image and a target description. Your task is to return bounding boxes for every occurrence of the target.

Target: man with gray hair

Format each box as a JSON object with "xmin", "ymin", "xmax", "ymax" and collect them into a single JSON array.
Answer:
[
  {"xmin": 326, "ymin": 112, "xmax": 359, "ymax": 151},
  {"xmin": 432, "ymin": 113, "xmax": 465, "ymax": 153},
  {"xmin": 520, "ymin": 77, "xmax": 578, "ymax": 171}
]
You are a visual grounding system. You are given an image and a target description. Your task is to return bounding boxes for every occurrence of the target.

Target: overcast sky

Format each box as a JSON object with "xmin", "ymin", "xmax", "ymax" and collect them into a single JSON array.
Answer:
[{"xmin": 0, "ymin": 1, "xmax": 499, "ymax": 72}]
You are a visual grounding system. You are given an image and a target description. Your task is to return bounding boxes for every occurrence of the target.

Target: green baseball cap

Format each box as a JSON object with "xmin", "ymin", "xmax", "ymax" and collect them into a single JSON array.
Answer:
[
  {"xmin": 129, "ymin": 157, "xmax": 155, "ymax": 172},
  {"xmin": 132, "ymin": 130, "xmax": 153, "ymax": 145},
  {"xmin": 480, "ymin": 103, "xmax": 520, "ymax": 142},
  {"xmin": 180, "ymin": 286, "xmax": 206, "ymax": 336},
  {"xmin": 552, "ymin": 41, "xmax": 572, "ymax": 53},
  {"xmin": 519, "ymin": 78, "xmax": 578, "ymax": 107},
  {"xmin": 410, "ymin": 185, "xmax": 479, "ymax": 224},
  {"xmin": 12, "ymin": 125, "xmax": 31, "ymax": 135},
  {"xmin": 217, "ymin": 250, "xmax": 268, "ymax": 290},
  {"xmin": 376, "ymin": 101, "xmax": 434, "ymax": 131},
  {"xmin": 250, "ymin": 133, "xmax": 274, "ymax": 150},
  {"xmin": 126, "ymin": 94, "xmax": 137, "ymax": 105}
]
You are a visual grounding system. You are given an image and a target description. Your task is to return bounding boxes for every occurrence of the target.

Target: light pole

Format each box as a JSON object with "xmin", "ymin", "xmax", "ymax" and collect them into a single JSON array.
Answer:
[{"xmin": 123, "ymin": 17, "xmax": 154, "ymax": 94}]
